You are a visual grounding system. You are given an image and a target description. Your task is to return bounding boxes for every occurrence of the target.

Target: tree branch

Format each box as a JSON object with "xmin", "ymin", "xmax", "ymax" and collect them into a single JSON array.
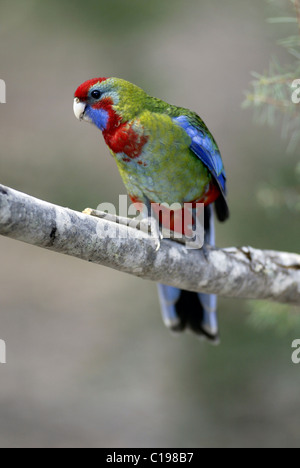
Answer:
[{"xmin": 0, "ymin": 183, "xmax": 299, "ymax": 305}]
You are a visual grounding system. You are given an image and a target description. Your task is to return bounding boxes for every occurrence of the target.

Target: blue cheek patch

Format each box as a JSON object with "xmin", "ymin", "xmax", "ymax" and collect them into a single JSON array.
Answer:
[{"xmin": 85, "ymin": 106, "xmax": 109, "ymax": 131}]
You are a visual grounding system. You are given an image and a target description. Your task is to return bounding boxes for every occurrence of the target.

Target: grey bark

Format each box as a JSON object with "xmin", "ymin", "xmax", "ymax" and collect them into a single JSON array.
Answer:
[{"xmin": 0, "ymin": 184, "xmax": 299, "ymax": 305}]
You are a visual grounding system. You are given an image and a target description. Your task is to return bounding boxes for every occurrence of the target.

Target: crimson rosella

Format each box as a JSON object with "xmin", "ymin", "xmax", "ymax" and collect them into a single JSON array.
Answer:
[{"xmin": 73, "ymin": 77, "xmax": 229, "ymax": 342}]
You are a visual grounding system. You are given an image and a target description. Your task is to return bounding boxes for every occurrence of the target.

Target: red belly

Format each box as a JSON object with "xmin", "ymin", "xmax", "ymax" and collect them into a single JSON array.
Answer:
[{"xmin": 130, "ymin": 182, "xmax": 220, "ymax": 236}]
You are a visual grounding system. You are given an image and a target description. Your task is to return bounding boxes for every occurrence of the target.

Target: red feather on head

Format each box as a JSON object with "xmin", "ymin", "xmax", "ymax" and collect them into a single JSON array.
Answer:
[{"xmin": 74, "ymin": 77, "xmax": 108, "ymax": 101}]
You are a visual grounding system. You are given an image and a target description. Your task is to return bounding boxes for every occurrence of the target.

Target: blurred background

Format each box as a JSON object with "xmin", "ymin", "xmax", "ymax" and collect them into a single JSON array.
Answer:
[{"xmin": 0, "ymin": 0, "xmax": 300, "ymax": 448}]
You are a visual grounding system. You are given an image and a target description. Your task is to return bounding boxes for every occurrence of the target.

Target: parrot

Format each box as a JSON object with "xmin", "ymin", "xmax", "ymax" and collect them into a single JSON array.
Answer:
[{"xmin": 73, "ymin": 77, "xmax": 229, "ymax": 342}]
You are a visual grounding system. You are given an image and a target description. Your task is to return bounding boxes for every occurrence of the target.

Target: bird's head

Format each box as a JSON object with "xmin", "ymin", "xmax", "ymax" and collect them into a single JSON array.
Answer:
[{"xmin": 73, "ymin": 77, "xmax": 146, "ymax": 133}]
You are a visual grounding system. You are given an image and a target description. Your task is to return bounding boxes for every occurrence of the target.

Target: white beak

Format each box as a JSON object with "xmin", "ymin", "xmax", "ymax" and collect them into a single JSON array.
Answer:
[{"xmin": 73, "ymin": 97, "xmax": 86, "ymax": 120}]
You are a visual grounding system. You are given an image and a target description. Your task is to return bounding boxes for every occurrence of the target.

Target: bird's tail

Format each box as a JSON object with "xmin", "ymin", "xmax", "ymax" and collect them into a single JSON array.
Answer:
[{"xmin": 157, "ymin": 205, "xmax": 219, "ymax": 342}]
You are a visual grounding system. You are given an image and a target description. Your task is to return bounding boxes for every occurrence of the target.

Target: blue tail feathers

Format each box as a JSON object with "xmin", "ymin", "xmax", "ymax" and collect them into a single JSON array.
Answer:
[{"xmin": 157, "ymin": 205, "xmax": 219, "ymax": 342}]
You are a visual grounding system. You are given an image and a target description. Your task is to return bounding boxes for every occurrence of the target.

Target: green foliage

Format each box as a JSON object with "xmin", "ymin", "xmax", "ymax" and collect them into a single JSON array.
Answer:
[
  {"xmin": 244, "ymin": 0, "xmax": 300, "ymax": 216},
  {"xmin": 244, "ymin": 0, "xmax": 300, "ymax": 152},
  {"xmin": 245, "ymin": 0, "xmax": 300, "ymax": 333}
]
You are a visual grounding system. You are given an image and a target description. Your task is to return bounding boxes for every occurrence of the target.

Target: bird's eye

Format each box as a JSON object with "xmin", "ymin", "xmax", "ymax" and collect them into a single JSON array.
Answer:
[{"xmin": 91, "ymin": 90, "xmax": 101, "ymax": 100}]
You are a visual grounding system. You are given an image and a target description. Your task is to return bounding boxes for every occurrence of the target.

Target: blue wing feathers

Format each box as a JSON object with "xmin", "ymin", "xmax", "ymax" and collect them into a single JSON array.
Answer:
[{"xmin": 173, "ymin": 115, "xmax": 227, "ymax": 196}]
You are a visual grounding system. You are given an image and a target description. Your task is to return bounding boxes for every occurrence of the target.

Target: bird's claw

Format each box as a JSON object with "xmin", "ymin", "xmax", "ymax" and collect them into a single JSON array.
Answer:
[
  {"xmin": 140, "ymin": 216, "xmax": 162, "ymax": 252},
  {"xmin": 201, "ymin": 243, "xmax": 210, "ymax": 261},
  {"xmin": 151, "ymin": 234, "xmax": 162, "ymax": 252},
  {"xmin": 149, "ymin": 216, "xmax": 162, "ymax": 252}
]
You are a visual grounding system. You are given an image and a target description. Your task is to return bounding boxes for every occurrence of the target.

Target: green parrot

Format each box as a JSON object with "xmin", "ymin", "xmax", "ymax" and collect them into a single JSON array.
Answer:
[{"xmin": 74, "ymin": 77, "xmax": 229, "ymax": 342}]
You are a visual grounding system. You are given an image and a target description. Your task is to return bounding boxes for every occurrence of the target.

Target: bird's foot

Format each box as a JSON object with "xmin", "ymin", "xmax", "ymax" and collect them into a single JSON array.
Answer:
[
  {"xmin": 140, "ymin": 216, "xmax": 162, "ymax": 252},
  {"xmin": 84, "ymin": 207, "xmax": 162, "ymax": 250},
  {"xmin": 201, "ymin": 243, "xmax": 210, "ymax": 261},
  {"xmin": 83, "ymin": 208, "xmax": 131, "ymax": 227}
]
